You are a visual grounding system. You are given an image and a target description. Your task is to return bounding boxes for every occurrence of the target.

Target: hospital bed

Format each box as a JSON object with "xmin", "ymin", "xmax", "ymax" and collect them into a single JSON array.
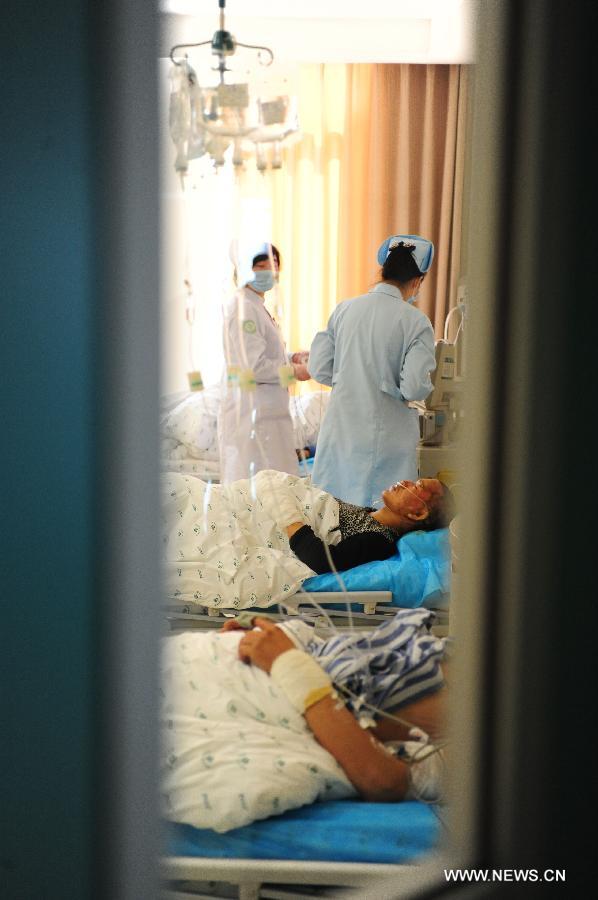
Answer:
[
  {"xmin": 160, "ymin": 600, "xmax": 449, "ymax": 898},
  {"xmin": 164, "ymin": 600, "xmax": 449, "ymax": 641},
  {"xmin": 165, "ymin": 590, "xmax": 393, "ymax": 624},
  {"xmin": 160, "ymin": 614, "xmax": 447, "ymax": 893},
  {"xmin": 161, "ymin": 455, "xmax": 222, "ymax": 481},
  {"xmin": 160, "ymin": 389, "xmax": 328, "ymax": 484},
  {"xmin": 161, "ymin": 454, "xmax": 312, "ymax": 483},
  {"xmin": 161, "ymin": 799, "xmax": 444, "ymax": 898},
  {"xmin": 163, "ymin": 525, "xmax": 452, "ymax": 635},
  {"xmin": 161, "ymin": 386, "xmax": 222, "ymax": 480},
  {"xmin": 160, "ymin": 529, "xmax": 451, "ymax": 898}
]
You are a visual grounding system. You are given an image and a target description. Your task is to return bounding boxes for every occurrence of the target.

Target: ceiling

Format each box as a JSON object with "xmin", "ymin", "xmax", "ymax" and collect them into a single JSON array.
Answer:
[{"xmin": 160, "ymin": 0, "xmax": 478, "ymax": 64}]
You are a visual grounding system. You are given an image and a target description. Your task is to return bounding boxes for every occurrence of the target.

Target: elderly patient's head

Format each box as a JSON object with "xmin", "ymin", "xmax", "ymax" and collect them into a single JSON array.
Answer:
[{"xmin": 381, "ymin": 478, "xmax": 456, "ymax": 532}]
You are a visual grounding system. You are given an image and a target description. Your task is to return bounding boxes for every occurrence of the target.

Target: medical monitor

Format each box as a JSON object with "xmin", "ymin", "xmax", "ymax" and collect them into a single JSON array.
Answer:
[{"xmin": 426, "ymin": 340, "xmax": 464, "ymax": 410}]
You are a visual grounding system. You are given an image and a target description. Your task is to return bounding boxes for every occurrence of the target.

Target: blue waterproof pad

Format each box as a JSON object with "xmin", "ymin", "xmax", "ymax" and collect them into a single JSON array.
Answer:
[
  {"xmin": 298, "ymin": 457, "xmax": 315, "ymax": 475},
  {"xmin": 301, "ymin": 528, "xmax": 452, "ymax": 610},
  {"xmin": 166, "ymin": 800, "xmax": 440, "ymax": 863}
]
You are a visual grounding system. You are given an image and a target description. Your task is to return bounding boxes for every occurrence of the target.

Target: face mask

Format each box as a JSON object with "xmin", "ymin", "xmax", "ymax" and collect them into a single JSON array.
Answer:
[
  {"xmin": 405, "ymin": 279, "xmax": 423, "ymax": 305},
  {"xmin": 249, "ymin": 270, "xmax": 275, "ymax": 293}
]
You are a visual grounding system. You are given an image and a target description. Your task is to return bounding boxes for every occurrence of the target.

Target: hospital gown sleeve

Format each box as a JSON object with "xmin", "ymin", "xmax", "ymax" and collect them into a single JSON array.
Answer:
[
  {"xmin": 308, "ymin": 315, "xmax": 336, "ymax": 386},
  {"xmin": 398, "ymin": 322, "xmax": 436, "ymax": 401},
  {"xmin": 289, "ymin": 525, "xmax": 396, "ymax": 574}
]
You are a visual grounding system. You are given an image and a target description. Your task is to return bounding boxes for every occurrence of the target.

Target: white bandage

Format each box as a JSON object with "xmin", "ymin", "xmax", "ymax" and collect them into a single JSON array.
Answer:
[
  {"xmin": 270, "ymin": 649, "xmax": 334, "ymax": 713},
  {"xmin": 260, "ymin": 490, "xmax": 302, "ymax": 528}
]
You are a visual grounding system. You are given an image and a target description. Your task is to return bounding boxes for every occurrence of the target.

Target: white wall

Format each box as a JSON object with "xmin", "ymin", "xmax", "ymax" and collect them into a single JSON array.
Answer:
[
  {"xmin": 160, "ymin": 60, "xmax": 285, "ymax": 395},
  {"xmin": 161, "ymin": 0, "xmax": 477, "ymax": 64}
]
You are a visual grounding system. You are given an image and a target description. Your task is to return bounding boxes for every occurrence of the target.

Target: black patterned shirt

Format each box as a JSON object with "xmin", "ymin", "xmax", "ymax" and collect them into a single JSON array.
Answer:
[{"xmin": 289, "ymin": 499, "xmax": 399, "ymax": 574}]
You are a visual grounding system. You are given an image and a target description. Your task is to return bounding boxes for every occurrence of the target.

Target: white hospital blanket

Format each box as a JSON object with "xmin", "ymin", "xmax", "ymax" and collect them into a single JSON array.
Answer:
[
  {"xmin": 160, "ymin": 456, "xmax": 221, "ymax": 479},
  {"xmin": 162, "ymin": 469, "xmax": 341, "ymax": 610},
  {"xmin": 161, "ymin": 386, "xmax": 221, "ymax": 461},
  {"xmin": 160, "ymin": 388, "xmax": 329, "ymax": 460},
  {"xmin": 161, "ymin": 629, "xmax": 355, "ymax": 832},
  {"xmin": 290, "ymin": 390, "xmax": 329, "ymax": 449}
]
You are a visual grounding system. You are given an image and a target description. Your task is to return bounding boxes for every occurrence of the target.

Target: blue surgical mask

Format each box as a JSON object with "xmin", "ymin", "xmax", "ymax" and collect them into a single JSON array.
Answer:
[{"xmin": 248, "ymin": 270, "xmax": 275, "ymax": 293}]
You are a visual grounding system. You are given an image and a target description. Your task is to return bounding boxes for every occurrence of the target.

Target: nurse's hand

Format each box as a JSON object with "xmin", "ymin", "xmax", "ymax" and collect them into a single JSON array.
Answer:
[
  {"xmin": 237, "ymin": 617, "xmax": 295, "ymax": 673},
  {"xmin": 291, "ymin": 351, "xmax": 309, "ymax": 364},
  {"xmin": 293, "ymin": 363, "xmax": 311, "ymax": 381}
]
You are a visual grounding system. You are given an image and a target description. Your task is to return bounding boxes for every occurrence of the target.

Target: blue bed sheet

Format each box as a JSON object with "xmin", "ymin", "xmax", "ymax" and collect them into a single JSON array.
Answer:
[
  {"xmin": 302, "ymin": 527, "xmax": 451, "ymax": 610},
  {"xmin": 166, "ymin": 800, "xmax": 440, "ymax": 864},
  {"xmin": 298, "ymin": 456, "xmax": 315, "ymax": 475}
]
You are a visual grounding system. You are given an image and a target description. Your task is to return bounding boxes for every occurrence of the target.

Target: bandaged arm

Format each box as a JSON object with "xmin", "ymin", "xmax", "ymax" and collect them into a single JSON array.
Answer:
[
  {"xmin": 272, "ymin": 650, "xmax": 410, "ymax": 801},
  {"xmin": 238, "ymin": 618, "xmax": 410, "ymax": 801},
  {"xmin": 260, "ymin": 489, "xmax": 303, "ymax": 528}
]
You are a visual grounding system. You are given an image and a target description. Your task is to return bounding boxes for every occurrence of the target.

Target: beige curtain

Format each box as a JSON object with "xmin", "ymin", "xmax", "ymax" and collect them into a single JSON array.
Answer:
[
  {"xmin": 269, "ymin": 65, "xmax": 348, "ymax": 358},
  {"xmin": 338, "ymin": 64, "xmax": 469, "ymax": 336},
  {"xmin": 272, "ymin": 63, "xmax": 469, "ymax": 358}
]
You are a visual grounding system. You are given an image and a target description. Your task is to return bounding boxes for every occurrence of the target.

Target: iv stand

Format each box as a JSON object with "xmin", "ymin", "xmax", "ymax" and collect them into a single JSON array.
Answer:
[{"xmin": 169, "ymin": 0, "xmax": 273, "ymax": 85}]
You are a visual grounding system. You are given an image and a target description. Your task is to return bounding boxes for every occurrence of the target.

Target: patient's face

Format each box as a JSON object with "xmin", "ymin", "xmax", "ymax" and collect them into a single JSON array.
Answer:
[{"xmin": 381, "ymin": 478, "xmax": 443, "ymax": 519}]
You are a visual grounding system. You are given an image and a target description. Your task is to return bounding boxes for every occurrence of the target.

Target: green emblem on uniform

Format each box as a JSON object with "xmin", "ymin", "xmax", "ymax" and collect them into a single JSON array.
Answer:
[{"xmin": 242, "ymin": 319, "xmax": 257, "ymax": 334}]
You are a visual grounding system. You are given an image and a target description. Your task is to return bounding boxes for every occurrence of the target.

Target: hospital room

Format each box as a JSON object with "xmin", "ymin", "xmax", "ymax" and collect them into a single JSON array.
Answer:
[{"xmin": 2, "ymin": 1, "xmax": 594, "ymax": 898}]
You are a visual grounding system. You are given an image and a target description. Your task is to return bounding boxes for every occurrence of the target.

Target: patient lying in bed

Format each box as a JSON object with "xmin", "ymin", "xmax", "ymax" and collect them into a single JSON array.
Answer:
[
  {"xmin": 162, "ymin": 470, "xmax": 454, "ymax": 610},
  {"xmin": 161, "ymin": 608, "xmax": 449, "ymax": 833}
]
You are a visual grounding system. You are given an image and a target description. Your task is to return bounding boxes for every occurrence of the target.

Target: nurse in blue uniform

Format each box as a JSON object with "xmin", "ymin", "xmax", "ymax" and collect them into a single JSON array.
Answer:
[{"xmin": 308, "ymin": 235, "xmax": 436, "ymax": 508}]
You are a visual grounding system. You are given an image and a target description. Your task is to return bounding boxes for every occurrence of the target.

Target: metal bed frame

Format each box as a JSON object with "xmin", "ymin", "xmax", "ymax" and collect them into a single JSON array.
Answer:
[
  {"xmin": 164, "ymin": 591, "xmax": 394, "ymax": 630},
  {"xmin": 164, "ymin": 596, "xmax": 449, "ymax": 637},
  {"xmin": 160, "ymin": 856, "xmax": 422, "ymax": 899}
]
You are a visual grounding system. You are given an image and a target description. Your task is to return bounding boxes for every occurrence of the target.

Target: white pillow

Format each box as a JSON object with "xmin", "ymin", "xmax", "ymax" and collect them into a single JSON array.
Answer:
[
  {"xmin": 160, "ymin": 386, "xmax": 221, "ymax": 460},
  {"xmin": 290, "ymin": 390, "xmax": 330, "ymax": 448}
]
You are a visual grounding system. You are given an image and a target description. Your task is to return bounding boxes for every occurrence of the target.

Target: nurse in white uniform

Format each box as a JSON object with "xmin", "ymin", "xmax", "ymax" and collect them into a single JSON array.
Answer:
[
  {"xmin": 308, "ymin": 235, "xmax": 437, "ymax": 508},
  {"xmin": 218, "ymin": 243, "xmax": 310, "ymax": 484}
]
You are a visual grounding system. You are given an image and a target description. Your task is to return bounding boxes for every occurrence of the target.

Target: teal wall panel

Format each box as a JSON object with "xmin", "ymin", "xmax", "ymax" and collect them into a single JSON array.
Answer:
[{"xmin": 1, "ymin": 2, "xmax": 95, "ymax": 897}]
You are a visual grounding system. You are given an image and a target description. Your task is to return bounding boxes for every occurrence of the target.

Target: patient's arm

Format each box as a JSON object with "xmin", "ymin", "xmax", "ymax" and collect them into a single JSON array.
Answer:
[
  {"xmin": 287, "ymin": 523, "xmax": 396, "ymax": 573},
  {"xmin": 304, "ymin": 696, "xmax": 409, "ymax": 802},
  {"xmin": 237, "ymin": 617, "xmax": 410, "ymax": 802}
]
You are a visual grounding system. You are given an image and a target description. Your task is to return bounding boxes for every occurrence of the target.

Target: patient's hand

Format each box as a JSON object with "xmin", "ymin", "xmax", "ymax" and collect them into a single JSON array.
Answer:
[
  {"xmin": 220, "ymin": 619, "xmax": 245, "ymax": 633},
  {"xmin": 237, "ymin": 617, "xmax": 295, "ymax": 673}
]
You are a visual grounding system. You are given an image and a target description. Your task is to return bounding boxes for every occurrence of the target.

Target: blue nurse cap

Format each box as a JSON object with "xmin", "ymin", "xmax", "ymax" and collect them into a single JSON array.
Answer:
[{"xmin": 377, "ymin": 234, "xmax": 435, "ymax": 274}]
